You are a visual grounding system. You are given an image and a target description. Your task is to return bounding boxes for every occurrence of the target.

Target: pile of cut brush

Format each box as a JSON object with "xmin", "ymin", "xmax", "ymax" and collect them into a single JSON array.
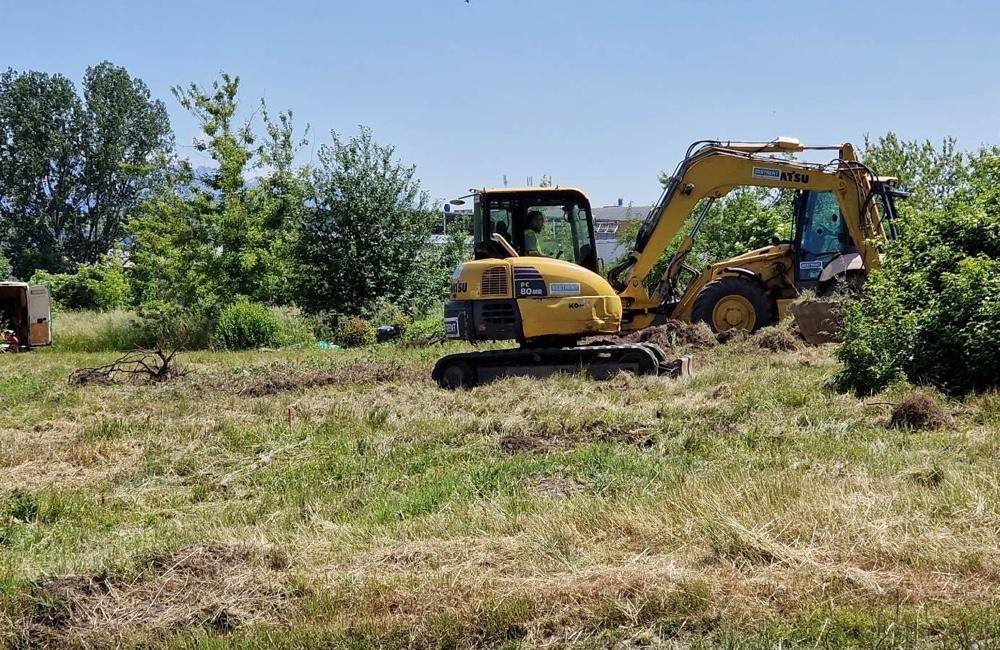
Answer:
[
  {"xmin": 586, "ymin": 318, "xmax": 808, "ymax": 355},
  {"xmin": 69, "ymin": 348, "xmax": 185, "ymax": 385}
]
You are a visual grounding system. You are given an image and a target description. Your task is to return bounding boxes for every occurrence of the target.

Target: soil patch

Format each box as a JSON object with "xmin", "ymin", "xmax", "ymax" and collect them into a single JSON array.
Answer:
[
  {"xmin": 499, "ymin": 421, "xmax": 655, "ymax": 455},
  {"xmin": 889, "ymin": 391, "xmax": 951, "ymax": 431},
  {"xmin": 229, "ymin": 360, "xmax": 426, "ymax": 397},
  {"xmin": 19, "ymin": 543, "xmax": 290, "ymax": 646}
]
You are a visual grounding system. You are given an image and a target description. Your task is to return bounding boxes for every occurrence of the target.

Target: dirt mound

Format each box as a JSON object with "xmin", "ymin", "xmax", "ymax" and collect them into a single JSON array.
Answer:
[
  {"xmin": 20, "ymin": 543, "xmax": 290, "ymax": 646},
  {"xmin": 750, "ymin": 326, "xmax": 803, "ymax": 352},
  {"xmin": 889, "ymin": 391, "xmax": 951, "ymax": 431},
  {"xmin": 231, "ymin": 360, "xmax": 424, "ymax": 396},
  {"xmin": 625, "ymin": 319, "xmax": 718, "ymax": 350}
]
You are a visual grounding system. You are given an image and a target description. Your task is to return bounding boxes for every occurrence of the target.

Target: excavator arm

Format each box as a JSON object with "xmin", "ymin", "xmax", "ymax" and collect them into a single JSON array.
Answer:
[{"xmin": 609, "ymin": 139, "xmax": 889, "ymax": 314}]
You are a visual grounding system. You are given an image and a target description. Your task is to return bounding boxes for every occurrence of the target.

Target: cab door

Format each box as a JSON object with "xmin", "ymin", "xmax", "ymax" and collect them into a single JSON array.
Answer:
[
  {"xmin": 794, "ymin": 191, "xmax": 854, "ymax": 288},
  {"xmin": 27, "ymin": 285, "xmax": 52, "ymax": 346}
]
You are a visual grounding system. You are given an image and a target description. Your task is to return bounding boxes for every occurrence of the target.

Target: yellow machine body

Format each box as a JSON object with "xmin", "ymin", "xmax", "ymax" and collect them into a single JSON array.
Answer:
[
  {"xmin": 446, "ymin": 257, "xmax": 622, "ymax": 341},
  {"xmin": 435, "ymin": 139, "xmax": 906, "ymax": 387}
]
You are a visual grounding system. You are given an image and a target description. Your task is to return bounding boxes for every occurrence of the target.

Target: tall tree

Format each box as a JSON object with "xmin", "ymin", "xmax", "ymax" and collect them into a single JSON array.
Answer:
[
  {"xmin": 76, "ymin": 62, "xmax": 172, "ymax": 264},
  {"xmin": 0, "ymin": 69, "xmax": 84, "ymax": 276},
  {"xmin": 293, "ymin": 127, "xmax": 447, "ymax": 317},
  {"xmin": 129, "ymin": 74, "xmax": 306, "ymax": 309},
  {"xmin": 0, "ymin": 63, "xmax": 171, "ymax": 278}
]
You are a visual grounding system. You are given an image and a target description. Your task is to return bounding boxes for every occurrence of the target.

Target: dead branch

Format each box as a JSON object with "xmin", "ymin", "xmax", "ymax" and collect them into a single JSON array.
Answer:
[{"xmin": 69, "ymin": 348, "xmax": 187, "ymax": 386}]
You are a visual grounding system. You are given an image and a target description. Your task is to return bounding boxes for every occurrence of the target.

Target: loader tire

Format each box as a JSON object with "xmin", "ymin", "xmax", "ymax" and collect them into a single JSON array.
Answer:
[{"xmin": 692, "ymin": 276, "xmax": 773, "ymax": 333}]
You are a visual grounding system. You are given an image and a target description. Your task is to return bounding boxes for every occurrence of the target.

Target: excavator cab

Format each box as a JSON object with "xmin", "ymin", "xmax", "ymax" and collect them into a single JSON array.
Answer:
[
  {"xmin": 793, "ymin": 181, "xmax": 905, "ymax": 288},
  {"xmin": 471, "ymin": 188, "xmax": 600, "ymax": 273}
]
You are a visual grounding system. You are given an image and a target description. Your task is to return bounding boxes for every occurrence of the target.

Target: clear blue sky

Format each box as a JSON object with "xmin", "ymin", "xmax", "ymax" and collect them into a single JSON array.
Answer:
[{"xmin": 3, "ymin": 0, "xmax": 998, "ymax": 207}]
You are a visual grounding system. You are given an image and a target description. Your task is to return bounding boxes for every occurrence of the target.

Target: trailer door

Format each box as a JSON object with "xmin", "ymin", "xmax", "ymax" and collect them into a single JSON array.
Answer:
[{"xmin": 27, "ymin": 285, "xmax": 52, "ymax": 346}]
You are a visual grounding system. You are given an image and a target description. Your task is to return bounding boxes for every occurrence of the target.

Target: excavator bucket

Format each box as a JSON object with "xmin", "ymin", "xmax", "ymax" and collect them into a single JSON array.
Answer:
[{"xmin": 787, "ymin": 300, "xmax": 844, "ymax": 345}]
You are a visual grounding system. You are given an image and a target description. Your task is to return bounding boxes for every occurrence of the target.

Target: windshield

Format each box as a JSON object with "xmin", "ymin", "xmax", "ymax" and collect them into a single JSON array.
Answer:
[{"xmin": 475, "ymin": 192, "xmax": 597, "ymax": 271}]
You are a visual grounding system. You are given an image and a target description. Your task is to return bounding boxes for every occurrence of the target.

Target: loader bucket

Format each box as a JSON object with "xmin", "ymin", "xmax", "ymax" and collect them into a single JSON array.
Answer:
[{"xmin": 788, "ymin": 300, "xmax": 844, "ymax": 345}]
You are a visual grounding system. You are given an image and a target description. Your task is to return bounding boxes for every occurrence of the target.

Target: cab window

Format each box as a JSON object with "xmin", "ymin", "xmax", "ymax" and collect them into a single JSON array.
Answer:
[{"xmin": 797, "ymin": 191, "xmax": 852, "ymax": 282}]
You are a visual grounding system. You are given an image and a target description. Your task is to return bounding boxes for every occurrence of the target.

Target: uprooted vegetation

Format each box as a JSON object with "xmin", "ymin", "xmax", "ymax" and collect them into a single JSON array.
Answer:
[
  {"xmin": 3, "ymin": 341, "xmax": 1000, "ymax": 647},
  {"xmin": 889, "ymin": 389, "xmax": 952, "ymax": 431},
  {"xmin": 68, "ymin": 348, "xmax": 185, "ymax": 385}
]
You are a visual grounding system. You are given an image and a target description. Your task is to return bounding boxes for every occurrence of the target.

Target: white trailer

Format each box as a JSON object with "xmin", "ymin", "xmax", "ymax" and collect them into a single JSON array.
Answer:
[{"xmin": 0, "ymin": 282, "xmax": 52, "ymax": 350}]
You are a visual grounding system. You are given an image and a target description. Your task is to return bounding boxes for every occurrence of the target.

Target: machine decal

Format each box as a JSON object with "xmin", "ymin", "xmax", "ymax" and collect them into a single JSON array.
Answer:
[
  {"xmin": 753, "ymin": 167, "xmax": 810, "ymax": 184},
  {"xmin": 444, "ymin": 317, "xmax": 461, "ymax": 338},
  {"xmin": 516, "ymin": 281, "xmax": 546, "ymax": 297},
  {"xmin": 513, "ymin": 267, "xmax": 547, "ymax": 298},
  {"xmin": 549, "ymin": 282, "xmax": 581, "ymax": 296},
  {"xmin": 752, "ymin": 167, "xmax": 781, "ymax": 180},
  {"xmin": 799, "ymin": 260, "xmax": 824, "ymax": 270},
  {"xmin": 567, "ymin": 300, "xmax": 590, "ymax": 310},
  {"xmin": 450, "ymin": 281, "xmax": 468, "ymax": 293}
]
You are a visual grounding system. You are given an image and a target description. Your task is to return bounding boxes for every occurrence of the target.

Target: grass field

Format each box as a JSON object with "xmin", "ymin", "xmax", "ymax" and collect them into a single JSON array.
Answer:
[{"xmin": 1, "ymin": 334, "xmax": 999, "ymax": 648}]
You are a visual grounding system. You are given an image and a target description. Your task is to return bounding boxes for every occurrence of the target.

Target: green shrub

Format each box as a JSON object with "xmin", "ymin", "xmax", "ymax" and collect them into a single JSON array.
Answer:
[
  {"xmin": 835, "ymin": 203, "xmax": 1000, "ymax": 395},
  {"xmin": 0, "ymin": 254, "xmax": 11, "ymax": 281},
  {"xmin": 365, "ymin": 297, "xmax": 411, "ymax": 330},
  {"xmin": 138, "ymin": 301, "xmax": 214, "ymax": 350},
  {"xmin": 270, "ymin": 306, "xmax": 317, "ymax": 347},
  {"xmin": 335, "ymin": 316, "xmax": 376, "ymax": 348},
  {"xmin": 30, "ymin": 258, "xmax": 132, "ymax": 311},
  {"xmin": 213, "ymin": 301, "xmax": 283, "ymax": 350},
  {"xmin": 403, "ymin": 312, "xmax": 445, "ymax": 344}
]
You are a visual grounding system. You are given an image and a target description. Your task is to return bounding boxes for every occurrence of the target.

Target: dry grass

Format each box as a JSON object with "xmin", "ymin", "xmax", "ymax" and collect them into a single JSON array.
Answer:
[{"xmin": 0, "ymin": 341, "xmax": 998, "ymax": 647}]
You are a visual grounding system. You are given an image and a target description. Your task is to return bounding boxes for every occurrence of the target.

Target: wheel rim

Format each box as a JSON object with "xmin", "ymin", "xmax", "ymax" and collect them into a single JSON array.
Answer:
[{"xmin": 712, "ymin": 295, "xmax": 756, "ymax": 331}]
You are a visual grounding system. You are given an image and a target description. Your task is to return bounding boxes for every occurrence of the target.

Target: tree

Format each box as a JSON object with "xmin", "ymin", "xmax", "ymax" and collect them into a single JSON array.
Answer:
[
  {"xmin": 0, "ymin": 63, "xmax": 171, "ymax": 278},
  {"xmin": 75, "ymin": 62, "xmax": 172, "ymax": 264},
  {"xmin": 836, "ymin": 145, "xmax": 1000, "ymax": 395},
  {"xmin": 615, "ymin": 176, "xmax": 792, "ymax": 290},
  {"xmin": 861, "ymin": 133, "xmax": 968, "ymax": 220},
  {"xmin": 292, "ymin": 127, "xmax": 447, "ymax": 318},
  {"xmin": 129, "ymin": 74, "xmax": 306, "ymax": 310},
  {"xmin": 0, "ymin": 69, "xmax": 84, "ymax": 277}
]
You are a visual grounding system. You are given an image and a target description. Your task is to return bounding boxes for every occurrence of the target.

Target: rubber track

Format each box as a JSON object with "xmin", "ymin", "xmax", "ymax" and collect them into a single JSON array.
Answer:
[{"xmin": 432, "ymin": 343, "xmax": 689, "ymax": 388}]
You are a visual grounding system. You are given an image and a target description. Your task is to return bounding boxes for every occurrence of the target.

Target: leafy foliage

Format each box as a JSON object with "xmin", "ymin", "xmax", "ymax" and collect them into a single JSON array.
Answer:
[
  {"xmin": 30, "ymin": 256, "xmax": 132, "ymax": 311},
  {"xmin": 129, "ymin": 74, "xmax": 306, "ymax": 311},
  {"xmin": 0, "ymin": 63, "xmax": 171, "ymax": 277},
  {"xmin": 861, "ymin": 133, "xmax": 968, "ymax": 219},
  {"xmin": 836, "ymin": 150, "xmax": 1000, "ymax": 394},
  {"xmin": 292, "ymin": 127, "xmax": 454, "ymax": 318},
  {"xmin": 618, "ymin": 186, "xmax": 792, "ymax": 291},
  {"xmin": 213, "ymin": 300, "xmax": 282, "ymax": 350},
  {"xmin": 335, "ymin": 315, "xmax": 376, "ymax": 347}
]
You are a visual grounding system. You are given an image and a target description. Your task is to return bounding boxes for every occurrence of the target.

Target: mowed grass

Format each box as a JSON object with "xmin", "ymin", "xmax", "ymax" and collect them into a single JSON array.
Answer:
[{"xmin": 1, "ymin": 339, "xmax": 999, "ymax": 648}]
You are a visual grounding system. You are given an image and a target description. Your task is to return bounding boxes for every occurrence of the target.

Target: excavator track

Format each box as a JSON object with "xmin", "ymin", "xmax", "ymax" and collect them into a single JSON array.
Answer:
[{"xmin": 432, "ymin": 343, "xmax": 692, "ymax": 389}]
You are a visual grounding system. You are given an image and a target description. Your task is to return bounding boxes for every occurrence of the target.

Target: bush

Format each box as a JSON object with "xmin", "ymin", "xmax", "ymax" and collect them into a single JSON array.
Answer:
[
  {"xmin": 138, "ymin": 301, "xmax": 214, "ymax": 350},
  {"xmin": 0, "ymin": 254, "xmax": 11, "ymax": 281},
  {"xmin": 335, "ymin": 316, "xmax": 376, "ymax": 348},
  {"xmin": 403, "ymin": 313, "xmax": 445, "ymax": 345},
  {"xmin": 365, "ymin": 297, "xmax": 411, "ymax": 330},
  {"xmin": 31, "ymin": 259, "xmax": 132, "ymax": 311},
  {"xmin": 214, "ymin": 301, "xmax": 283, "ymax": 350},
  {"xmin": 269, "ymin": 306, "xmax": 317, "ymax": 347},
  {"xmin": 835, "ymin": 202, "xmax": 1000, "ymax": 395}
]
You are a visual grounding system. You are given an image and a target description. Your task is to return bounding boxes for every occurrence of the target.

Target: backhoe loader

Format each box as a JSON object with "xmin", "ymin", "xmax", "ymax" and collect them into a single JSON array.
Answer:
[{"xmin": 433, "ymin": 137, "xmax": 906, "ymax": 388}]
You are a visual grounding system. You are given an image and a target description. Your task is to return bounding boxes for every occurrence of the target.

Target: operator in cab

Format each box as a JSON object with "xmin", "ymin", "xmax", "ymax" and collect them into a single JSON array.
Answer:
[{"xmin": 522, "ymin": 210, "xmax": 546, "ymax": 256}]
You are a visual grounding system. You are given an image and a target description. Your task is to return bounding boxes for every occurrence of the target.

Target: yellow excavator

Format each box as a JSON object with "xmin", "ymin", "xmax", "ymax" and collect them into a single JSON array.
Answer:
[{"xmin": 433, "ymin": 137, "xmax": 906, "ymax": 388}]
